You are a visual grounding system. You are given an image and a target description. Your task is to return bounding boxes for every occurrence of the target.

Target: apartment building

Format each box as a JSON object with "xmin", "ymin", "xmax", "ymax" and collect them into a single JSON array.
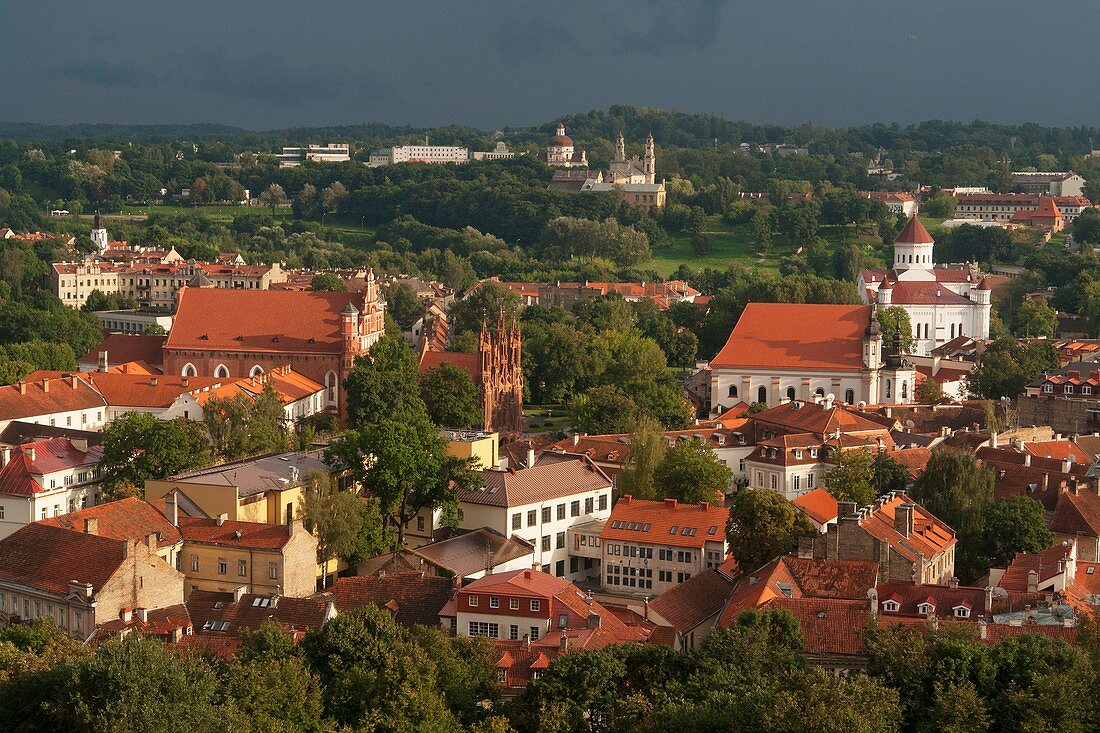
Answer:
[
  {"xmin": 953, "ymin": 193, "xmax": 1093, "ymax": 223},
  {"xmin": 51, "ymin": 259, "xmax": 125, "ymax": 309},
  {"xmin": 0, "ymin": 375, "xmax": 108, "ymax": 435},
  {"xmin": 1010, "ymin": 171, "xmax": 1086, "ymax": 197},
  {"xmin": 278, "ymin": 143, "xmax": 351, "ymax": 167},
  {"xmin": 0, "ymin": 437, "xmax": 105, "ymax": 539},
  {"xmin": 369, "ymin": 143, "xmax": 470, "ymax": 166}
]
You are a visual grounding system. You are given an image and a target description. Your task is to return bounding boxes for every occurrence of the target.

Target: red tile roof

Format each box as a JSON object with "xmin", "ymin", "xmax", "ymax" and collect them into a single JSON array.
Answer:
[
  {"xmin": 888, "ymin": 281, "xmax": 975, "ymax": 306},
  {"xmin": 319, "ymin": 571, "xmax": 456, "ymax": 627},
  {"xmin": 0, "ymin": 523, "xmax": 129, "ymax": 595},
  {"xmin": 1050, "ymin": 488, "xmax": 1100, "ymax": 537},
  {"xmin": 0, "ymin": 376, "xmax": 106, "ymax": 422},
  {"xmin": 78, "ymin": 333, "xmax": 167, "ymax": 369},
  {"xmin": 0, "ymin": 437, "xmax": 102, "ymax": 497},
  {"xmin": 999, "ymin": 543, "xmax": 1070, "ymax": 593},
  {"xmin": 876, "ymin": 581, "xmax": 987, "ymax": 618},
  {"xmin": 418, "ymin": 350, "xmax": 480, "ymax": 384},
  {"xmin": 761, "ymin": 597, "xmax": 870, "ymax": 656},
  {"xmin": 648, "ymin": 566, "xmax": 738, "ymax": 633},
  {"xmin": 752, "ymin": 400, "xmax": 892, "ymax": 437},
  {"xmin": 92, "ymin": 603, "xmax": 193, "ymax": 642},
  {"xmin": 1023, "ymin": 440, "xmax": 1091, "ymax": 462},
  {"xmin": 26, "ymin": 370, "xmax": 224, "ymax": 409},
  {"xmin": 40, "ymin": 497, "xmax": 180, "ymax": 549},
  {"xmin": 710, "ymin": 303, "xmax": 873, "ymax": 371},
  {"xmin": 186, "ymin": 589, "xmax": 332, "ymax": 638},
  {"xmin": 895, "ymin": 216, "xmax": 935, "ymax": 244},
  {"xmin": 177, "ymin": 516, "xmax": 293, "ymax": 550},
  {"xmin": 792, "ymin": 487, "xmax": 838, "ymax": 525},
  {"xmin": 460, "ymin": 569, "xmax": 628, "ymax": 635},
  {"xmin": 166, "ymin": 288, "xmax": 370, "ymax": 354},
  {"xmin": 891, "ymin": 447, "xmax": 933, "ymax": 479},
  {"xmin": 601, "ymin": 495, "xmax": 729, "ymax": 549},
  {"xmin": 857, "ymin": 493, "xmax": 956, "ymax": 562}
]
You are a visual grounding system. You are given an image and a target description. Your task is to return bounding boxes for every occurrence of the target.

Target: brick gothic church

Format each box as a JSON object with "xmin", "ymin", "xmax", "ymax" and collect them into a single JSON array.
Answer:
[
  {"xmin": 163, "ymin": 273, "xmax": 386, "ymax": 417},
  {"xmin": 418, "ymin": 309, "xmax": 524, "ymax": 434}
]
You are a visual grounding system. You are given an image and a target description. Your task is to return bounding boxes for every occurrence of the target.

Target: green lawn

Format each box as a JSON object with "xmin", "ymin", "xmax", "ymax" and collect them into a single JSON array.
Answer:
[
  {"xmin": 524, "ymin": 406, "xmax": 571, "ymax": 432},
  {"xmin": 650, "ymin": 220, "xmax": 773, "ymax": 277}
]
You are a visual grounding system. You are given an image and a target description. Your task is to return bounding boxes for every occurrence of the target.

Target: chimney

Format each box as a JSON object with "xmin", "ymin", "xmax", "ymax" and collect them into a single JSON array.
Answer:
[
  {"xmin": 233, "ymin": 585, "xmax": 246, "ymax": 603},
  {"xmin": 216, "ymin": 513, "xmax": 228, "ymax": 526},
  {"xmin": 120, "ymin": 607, "xmax": 133, "ymax": 623},
  {"xmin": 558, "ymin": 633, "xmax": 568, "ymax": 652},
  {"xmin": 1024, "ymin": 453, "xmax": 1032, "ymax": 467},
  {"xmin": 979, "ymin": 622, "xmax": 987, "ymax": 641},
  {"xmin": 1062, "ymin": 458, "xmax": 1073, "ymax": 473},
  {"xmin": 664, "ymin": 498, "xmax": 678, "ymax": 509},
  {"xmin": 868, "ymin": 588, "xmax": 878, "ymax": 618},
  {"xmin": 70, "ymin": 375, "xmax": 79, "ymax": 389},
  {"xmin": 1042, "ymin": 473, "xmax": 1049, "ymax": 492},
  {"xmin": 837, "ymin": 501, "xmax": 857, "ymax": 519},
  {"xmin": 523, "ymin": 633, "xmax": 531, "ymax": 648},
  {"xmin": 165, "ymin": 492, "xmax": 178, "ymax": 527},
  {"xmin": 135, "ymin": 608, "xmax": 148, "ymax": 623},
  {"xmin": 948, "ymin": 577, "xmax": 959, "ymax": 589},
  {"xmin": 523, "ymin": 569, "xmax": 532, "ymax": 579},
  {"xmin": 0, "ymin": 446, "xmax": 8, "ymax": 466},
  {"xmin": 84, "ymin": 517, "xmax": 98, "ymax": 535},
  {"xmin": 181, "ymin": 377, "xmax": 189, "ymax": 388},
  {"xmin": 22, "ymin": 445, "xmax": 35, "ymax": 462},
  {"xmin": 146, "ymin": 533, "xmax": 158, "ymax": 551},
  {"xmin": 17, "ymin": 381, "xmax": 25, "ymax": 395},
  {"xmin": 1026, "ymin": 569, "xmax": 1039, "ymax": 594},
  {"xmin": 572, "ymin": 433, "xmax": 580, "ymax": 447},
  {"xmin": 894, "ymin": 504, "xmax": 914, "ymax": 538},
  {"xmin": 526, "ymin": 445, "xmax": 535, "ymax": 469},
  {"xmin": 98, "ymin": 350, "xmax": 108, "ymax": 372},
  {"xmin": 699, "ymin": 501, "xmax": 709, "ymax": 511},
  {"xmin": 41, "ymin": 378, "xmax": 49, "ymax": 393},
  {"xmin": 991, "ymin": 431, "xmax": 998, "ymax": 449}
]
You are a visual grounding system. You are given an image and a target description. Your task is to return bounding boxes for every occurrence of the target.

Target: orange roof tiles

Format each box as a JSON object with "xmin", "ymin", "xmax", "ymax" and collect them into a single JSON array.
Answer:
[
  {"xmin": 40, "ymin": 497, "xmax": 180, "ymax": 549},
  {"xmin": 648, "ymin": 567, "xmax": 737, "ymax": 632},
  {"xmin": 1023, "ymin": 440, "xmax": 1091, "ymax": 462},
  {"xmin": 761, "ymin": 597, "xmax": 870, "ymax": 656},
  {"xmin": 178, "ymin": 516, "xmax": 293, "ymax": 550},
  {"xmin": 792, "ymin": 487, "xmax": 838, "ymax": 525},
  {"xmin": 0, "ymin": 523, "xmax": 130, "ymax": 595},
  {"xmin": 999, "ymin": 543, "xmax": 1071, "ymax": 593},
  {"xmin": 858, "ymin": 493, "xmax": 956, "ymax": 562},
  {"xmin": 895, "ymin": 216, "xmax": 935, "ymax": 244},
  {"xmin": 711, "ymin": 303, "xmax": 874, "ymax": 371},
  {"xmin": 0, "ymin": 437, "xmax": 102, "ymax": 497},
  {"xmin": 418, "ymin": 350, "xmax": 480, "ymax": 384},
  {"xmin": 0, "ymin": 376, "xmax": 107, "ymax": 422},
  {"xmin": 320, "ymin": 571, "xmax": 456, "ymax": 627},
  {"xmin": 601, "ymin": 495, "xmax": 729, "ymax": 549},
  {"xmin": 78, "ymin": 333, "xmax": 167, "ymax": 369}
]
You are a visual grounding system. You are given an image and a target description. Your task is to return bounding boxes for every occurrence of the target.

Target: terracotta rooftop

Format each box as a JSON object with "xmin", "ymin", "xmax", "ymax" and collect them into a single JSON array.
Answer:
[
  {"xmin": 78, "ymin": 333, "xmax": 167, "ymax": 369},
  {"xmin": 600, "ymin": 495, "xmax": 729, "ymax": 549},
  {"xmin": 710, "ymin": 303, "xmax": 874, "ymax": 372},
  {"xmin": 410, "ymin": 527, "xmax": 533, "ymax": 577},
  {"xmin": 0, "ymin": 522, "xmax": 131, "ymax": 595},
  {"xmin": 0, "ymin": 376, "xmax": 106, "ymax": 422},
  {"xmin": 999, "ymin": 543, "xmax": 1072, "ymax": 593},
  {"xmin": 418, "ymin": 350, "xmax": 480, "ymax": 385},
  {"xmin": 186, "ymin": 588, "xmax": 333, "ymax": 638},
  {"xmin": 648, "ymin": 565, "xmax": 738, "ymax": 633},
  {"xmin": 855, "ymin": 492, "xmax": 956, "ymax": 562},
  {"xmin": 40, "ymin": 497, "xmax": 180, "ymax": 549},
  {"xmin": 761, "ymin": 597, "xmax": 870, "ymax": 656},
  {"xmin": 894, "ymin": 216, "xmax": 934, "ymax": 245},
  {"xmin": 0, "ymin": 437, "xmax": 103, "ymax": 497},
  {"xmin": 178, "ymin": 516, "xmax": 294, "ymax": 550},
  {"xmin": 318, "ymin": 571, "xmax": 455, "ymax": 627},
  {"xmin": 876, "ymin": 580, "xmax": 988, "ymax": 618},
  {"xmin": 792, "ymin": 487, "xmax": 839, "ymax": 525}
]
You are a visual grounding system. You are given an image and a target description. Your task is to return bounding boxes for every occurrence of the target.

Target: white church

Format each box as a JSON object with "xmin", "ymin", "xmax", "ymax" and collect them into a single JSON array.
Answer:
[{"xmin": 856, "ymin": 216, "xmax": 991, "ymax": 356}]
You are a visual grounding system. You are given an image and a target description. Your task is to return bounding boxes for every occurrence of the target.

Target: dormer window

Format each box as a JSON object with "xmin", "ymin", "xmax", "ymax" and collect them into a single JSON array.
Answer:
[
  {"xmin": 1085, "ymin": 386, "xmax": 1094, "ymax": 395},
  {"xmin": 1043, "ymin": 384, "xmax": 1054, "ymax": 393},
  {"xmin": 809, "ymin": 449, "xmax": 818, "ymax": 459},
  {"xmin": 1065, "ymin": 385, "xmax": 1074, "ymax": 394},
  {"xmin": 881, "ymin": 600, "xmax": 900, "ymax": 613},
  {"xmin": 917, "ymin": 602, "xmax": 935, "ymax": 616},
  {"xmin": 794, "ymin": 450, "xmax": 803, "ymax": 459},
  {"xmin": 953, "ymin": 606, "xmax": 971, "ymax": 618}
]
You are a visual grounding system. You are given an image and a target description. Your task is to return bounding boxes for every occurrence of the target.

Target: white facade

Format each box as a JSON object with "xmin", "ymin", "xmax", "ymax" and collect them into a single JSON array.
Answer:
[
  {"xmin": 0, "ymin": 443, "xmax": 105, "ymax": 539},
  {"xmin": 370, "ymin": 144, "xmax": 470, "ymax": 166}
]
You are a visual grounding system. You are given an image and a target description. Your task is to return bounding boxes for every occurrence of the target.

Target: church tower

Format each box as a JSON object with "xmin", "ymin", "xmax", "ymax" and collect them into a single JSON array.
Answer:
[
  {"xmin": 91, "ymin": 211, "xmax": 109, "ymax": 253},
  {"xmin": 893, "ymin": 216, "xmax": 936, "ymax": 282},
  {"xmin": 614, "ymin": 131, "xmax": 626, "ymax": 162},
  {"xmin": 643, "ymin": 132, "xmax": 656, "ymax": 185}
]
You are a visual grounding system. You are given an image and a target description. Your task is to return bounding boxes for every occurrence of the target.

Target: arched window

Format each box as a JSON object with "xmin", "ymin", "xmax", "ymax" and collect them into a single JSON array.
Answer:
[
  {"xmin": 757, "ymin": 386, "xmax": 767, "ymax": 405},
  {"xmin": 728, "ymin": 385, "xmax": 738, "ymax": 398},
  {"xmin": 814, "ymin": 388, "xmax": 825, "ymax": 398},
  {"xmin": 249, "ymin": 365, "xmax": 264, "ymax": 377},
  {"xmin": 901, "ymin": 381, "xmax": 908, "ymax": 399},
  {"xmin": 213, "ymin": 364, "xmax": 230, "ymax": 379},
  {"xmin": 181, "ymin": 363, "xmax": 197, "ymax": 378},
  {"xmin": 325, "ymin": 371, "xmax": 338, "ymax": 403},
  {"xmin": 950, "ymin": 323, "xmax": 955, "ymax": 339},
  {"xmin": 786, "ymin": 386, "xmax": 796, "ymax": 401},
  {"xmin": 845, "ymin": 389, "xmax": 855, "ymax": 404},
  {"xmin": 924, "ymin": 324, "xmax": 930, "ymax": 339},
  {"xmin": 885, "ymin": 379, "xmax": 892, "ymax": 399}
]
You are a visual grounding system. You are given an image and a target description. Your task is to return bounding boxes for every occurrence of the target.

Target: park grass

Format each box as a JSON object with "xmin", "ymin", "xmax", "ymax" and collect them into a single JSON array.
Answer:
[
  {"xmin": 95, "ymin": 204, "xmax": 377, "ymax": 235},
  {"xmin": 650, "ymin": 219, "xmax": 775, "ymax": 277},
  {"xmin": 523, "ymin": 406, "xmax": 571, "ymax": 432}
]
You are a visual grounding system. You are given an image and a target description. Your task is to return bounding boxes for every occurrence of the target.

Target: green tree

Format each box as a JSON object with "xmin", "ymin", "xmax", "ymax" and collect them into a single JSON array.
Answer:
[
  {"xmin": 979, "ymin": 494, "xmax": 1054, "ymax": 567},
  {"xmin": 343, "ymin": 335, "xmax": 425, "ymax": 427},
  {"xmin": 917, "ymin": 377, "xmax": 944, "ymax": 404},
  {"xmin": 258, "ymin": 183, "xmax": 286, "ymax": 214},
  {"xmin": 653, "ymin": 439, "xmax": 732, "ymax": 504},
  {"xmin": 308, "ymin": 272, "xmax": 346, "ymax": 291},
  {"xmin": 384, "ymin": 281, "xmax": 423, "ymax": 330},
  {"xmin": 877, "ymin": 306, "xmax": 916, "ymax": 352},
  {"xmin": 420, "ymin": 362, "xmax": 482, "ymax": 429},
  {"xmin": 727, "ymin": 488, "xmax": 814, "ymax": 571},
  {"xmin": 824, "ymin": 448, "xmax": 876, "ymax": 506},
  {"xmin": 571, "ymin": 385, "xmax": 640, "ymax": 435},
  {"xmin": 326, "ymin": 411, "xmax": 475, "ymax": 547},
  {"xmin": 616, "ymin": 415, "xmax": 667, "ymax": 500},
  {"xmin": 923, "ymin": 190, "xmax": 956, "ymax": 218},
  {"xmin": 100, "ymin": 413, "xmax": 210, "ymax": 496},
  {"xmin": 1013, "ymin": 298, "xmax": 1058, "ymax": 338},
  {"xmin": 225, "ymin": 656, "xmax": 326, "ymax": 733},
  {"xmin": 872, "ymin": 450, "xmax": 911, "ymax": 496},
  {"xmin": 298, "ymin": 472, "xmax": 390, "ymax": 585},
  {"xmin": 203, "ymin": 385, "xmax": 288, "ymax": 461},
  {"xmin": 911, "ymin": 448, "xmax": 995, "ymax": 581},
  {"xmin": 449, "ymin": 282, "xmax": 520, "ymax": 337}
]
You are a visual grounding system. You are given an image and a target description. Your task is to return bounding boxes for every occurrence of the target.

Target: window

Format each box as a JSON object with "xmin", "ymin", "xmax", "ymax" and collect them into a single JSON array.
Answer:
[
  {"xmin": 0, "ymin": 506, "xmax": 5, "ymax": 520},
  {"xmin": 468, "ymin": 621, "xmax": 499, "ymax": 638},
  {"xmin": 881, "ymin": 600, "xmax": 899, "ymax": 613},
  {"xmin": 1043, "ymin": 384, "xmax": 1054, "ymax": 393},
  {"xmin": 190, "ymin": 555, "xmax": 199, "ymax": 571},
  {"xmin": 541, "ymin": 536, "xmax": 550, "ymax": 552},
  {"xmin": 530, "ymin": 626, "xmax": 540, "ymax": 641},
  {"xmin": 555, "ymin": 559, "xmax": 565, "ymax": 576},
  {"xmin": 510, "ymin": 597, "xmax": 520, "ymax": 610},
  {"xmin": 512, "ymin": 513, "xmax": 522, "ymax": 530},
  {"xmin": 542, "ymin": 507, "xmax": 551, "ymax": 523},
  {"xmin": 598, "ymin": 494, "xmax": 608, "ymax": 511},
  {"xmin": 527, "ymin": 510, "xmax": 537, "ymax": 526},
  {"xmin": 417, "ymin": 515, "xmax": 425, "ymax": 532},
  {"xmin": 584, "ymin": 497, "xmax": 593, "ymax": 514},
  {"xmin": 530, "ymin": 599, "xmax": 541, "ymax": 612},
  {"xmin": 268, "ymin": 562, "xmax": 278, "ymax": 579},
  {"xmin": 468, "ymin": 595, "xmax": 479, "ymax": 607},
  {"xmin": 1065, "ymin": 385, "xmax": 1074, "ymax": 394},
  {"xmin": 901, "ymin": 381, "xmax": 908, "ymax": 400},
  {"xmin": 570, "ymin": 500, "xmax": 580, "ymax": 517},
  {"xmin": 217, "ymin": 559, "xmax": 227, "ymax": 575},
  {"xmin": 556, "ymin": 532, "xmax": 565, "ymax": 549},
  {"xmin": 757, "ymin": 386, "xmax": 767, "ymax": 404},
  {"xmin": 845, "ymin": 389, "xmax": 855, "ymax": 404},
  {"xmin": 770, "ymin": 474, "xmax": 778, "ymax": 490},
  {"xmin": 214, "ymin": 364, "xmax": 230, "ymax": 378},
  {"xmin": 807, "ymin": 473, "xmax": 815, "ymax": 487},
  {"xmin": 793, "ymin": 475, "xmax": 801, "ymax": 492},
  {"xmin": 509, "ymin": 624, "xmax": 519, "ymax": 640},
  {"xmin": 954, "ymin": 606, "xmax": 970, "ymax": 618},
  {"xmin": 238, "ymin": 559, "xmax": 247, "ymax": 577},
  {"xmin": 786, "ymin": 386, "xmax": 796, "ymax": 401},
  {"xmin": 490, "ymin": 596, "xmax": 500, "ymax": 609},
  {"xmin": 556, "ymin": 504, "xmax": 566, "ymax": 521},
  {"xmin": 1086, "ymin": 386, "xmax": 1094, "ymax": 395},
  {"xmin": 728, "ymin": 385, "xmax": 737, "ymax": 397}
]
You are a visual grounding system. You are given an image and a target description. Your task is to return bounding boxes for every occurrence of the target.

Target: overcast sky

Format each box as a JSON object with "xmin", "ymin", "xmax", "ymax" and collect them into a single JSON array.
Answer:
[{"xmin": 1, "ymin": 1, "xmax": 1095, "ymax": 130}]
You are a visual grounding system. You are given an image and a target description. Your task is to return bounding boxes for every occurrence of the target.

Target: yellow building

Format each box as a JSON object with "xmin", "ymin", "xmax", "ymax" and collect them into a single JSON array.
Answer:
[{"xmin": 444, "ymin": 430, "xmax": 499, "ymax": 470}]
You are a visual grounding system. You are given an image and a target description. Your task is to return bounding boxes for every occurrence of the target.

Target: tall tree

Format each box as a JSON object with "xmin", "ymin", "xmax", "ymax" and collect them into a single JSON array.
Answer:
[
  {"xmin": 824, "ymin": 448, "xmax": 876, "ymax": 506},
  {"xmin": 343, "ymin": 335, "xmax": 425, "ymax": 428},
  {"xmin": 616, "ymin": 415, "xmax": 667, "ymax": 499},
  {"xmin": 100, "ymin": 413, "xmax": 210, "ymax": 496},
  {"xmin": 298, "ymin": 472, "xmax": 389, "ymax": 586},
  {"xmin": 308, "ymin": 273, "xmax": 346, "ymax": 291},
  {"xmin": 979, "ymin": 494, "xmax": 1054, "ymax": 567},
  {"xmin": 419, "ymin": 362, "xmax": 482, "ymax": 429},
  {"xmin": 258, "ymin": 183, "xmax": 286, "ymax": 214},
  {"xmin": 653, "ymin": 439, "xmax": 732, "ymax": 504},
  {"xmin": 726, "ymin": 488, "xmax": 814, "ymax": 571}
]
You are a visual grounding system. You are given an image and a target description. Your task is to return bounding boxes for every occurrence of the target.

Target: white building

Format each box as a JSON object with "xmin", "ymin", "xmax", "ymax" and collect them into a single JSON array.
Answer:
[
  {"xmin": 856, "ymin": 217, "xmax": 992, "ymax": 356},
  {"xmin": 538, "ymin": 123, "xmax": 587, "ymax": 168},
  {"xmin": 708, "ymin": 302, "xmax": 915, "ymax": 414},
  {"xmin": 90, "ymin": 211, "xmax": 109, "ymax": 253},
  {"xmin": 1011, "ymin": 171, "xmax": 1086, "ymax": 197},
  {"xmin": 278, "ymin": 143, "xmax": 351, "ymax": 167},
  {"xmin": 369, "ymin": 141, "xmax": 470, "ymax": 167},
  {"xmin": 859, "ymin": 191, "xmax": 918, "ymax": 217},
  {"xmin": 472, "ymin": 142, "xmax": 517, "ymax": 161},
  {"xmin": 448, "ymin": 458, "xmax": 614, "ymax": 582},
  {"xmin": 0, "ymin": 376, "xmax": 108, "ymax": 436},
  {"xmin": 0, "ymin": 438, "xmax": 105, "ymax": 539}
]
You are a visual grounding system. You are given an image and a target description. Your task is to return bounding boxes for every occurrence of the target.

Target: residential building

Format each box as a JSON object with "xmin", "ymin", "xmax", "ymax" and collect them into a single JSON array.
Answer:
[
  {"xmin": 792, "ymin": 486, "xmax": 839, "ymax": 532},
  {"xmin": 646, "ymin": 558, "xmax": 739, "ymax": 651},
  {"xmin": 708, "ymin": 303, "xmax": 916, "ymax": 413},
  {"xmin": 474, "ymin": 278, "xmax": 701, "ymax": 311},
  {"xmin": 1009, "ymin": 196, "xmax": 1065, "ymax": 231},
  {"xmin": 39, "ymin": 497, "xmax": 181, "ymax": 566},
  {"xmin": 874, "ymin": 579, "xmax": 989, "ymax": 620},
  {"xmin": 144, "ymin": 450, "xmax": 335, "ymax": 526},
  {"xmin": 163, "ymin": 283, "xmax": 385, "ymax": 416},
  {"xmin": 369, "ymin": 142, "xmax": 470, "ymax": 166},
  {"xmin": 0, "ymin": 375, "xmax": 108, "ymax": 435},
  {"xmin": 442, "ymin": 458, "xmax": 614, "ymax": 582},
  {"xmin": 51, "ymin": 258, "xmax": 125, "ymax": 309},
  {"xmin": 589, "ymin": 495, "xmax": 730, "ymax": 596},
  {"xmin": 186, "ymin": 588, "xmax": 335, "ymax": 640},
  {"xmin": 1011, "ymin": 171, "xmax": 1086, "ymax": 197},
  {"xmin": 92, "ymin": 309, "xmax": 175, "ymax": 335},
  {"xmin": 1050, "ymin": 481, "xmax": 1100, "ymax": 561},
  {"xmin": 859, "ymin": 191, "xmax": 918, "ymax": 217},
  {"xmin": 857, "ymin": 217, "xmax": 993, "ymax": 355},
  {"xmin": 953, "ymin": 193, "xmax": 1093, "ymax": 223},
  {"xmin": 116, "ymin": 260, "xmax": 287, "ymax": 310},
  {"xmin": 0, "ymin": 522, "xmax": 184, "ymax": 638},
  {"xmin": 77, "ymin": 333, "xmax": 167, "ymax": 372},
  {"xmin": 798, "ymin": 491, "xmax": 957, "ymax": 585},
  {"xmin": 319, "ymin": 571, "xmax": 456, "ymax": 627},
  {"xmin": 0, "ymin": 437, "xmax": 105, "ymax": 538}
]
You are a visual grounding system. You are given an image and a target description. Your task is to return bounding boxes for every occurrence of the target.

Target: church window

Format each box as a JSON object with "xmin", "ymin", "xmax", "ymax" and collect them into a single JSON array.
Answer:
[
  {"xmin": 901, "ymin": 381, "xmax": 908, "ymax": 399},
  {"xmin": 950, "ymin": 324, "xmax": 955, "ymax": 339},
  {"xmin": 757, "ymin": 386, "xmax": 767, "ymax": 404},
  {"xmin": 786, "ymin": 387, "xmax": 796, "ymax": 401},
  {"xmin": 325, "ymin": 371, "xmax": 338, "ymax": 402},
  {"xmin": 728, "ymin": 385, "xmax": 737, "ymax": 398},
  {"xmin": 214, "ymin": 364, "xmax": 230, "ymax": 378},
  {"xmin": 249, "ymin": 365, "xmax": 264, "ymax": 377},
  {"xmin": 845, "ymin": 389, "xmax": 855, "ymax": 404},
  {"xmin": 181, "ymin": 363, "xmax": 197, "ymax": 378},
  {"xmin": 885, "ymin": 380, "xmax": 892, "ymax": 399}
]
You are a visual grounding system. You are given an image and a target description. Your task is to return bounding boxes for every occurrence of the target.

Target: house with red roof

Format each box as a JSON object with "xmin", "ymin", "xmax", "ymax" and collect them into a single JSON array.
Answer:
[
  {"xmin": 647, "ymin": 557, "xmax": 740, "ymax": 650},
  {"xmin": 798, "ymin": 491, "xmax": 957, "ymax": 585},
  {"xmin": 708, "ymin": 302, "xmax": 915, "ymax": 414},
  {"xmin": 1010, "ymin": 195, "xmax": 1065, "ymax": 231},
  {"xmin": 593, "ymin": 495, "xmax": 730, "ymax": 596},
  {"xmin": 792, "ymin": 487, "xmax": 839, "ymax": 531},
  {"xmin": 857, "ymin": 217, "xmax": 993, "ymax": 355},
  {"xmin": 317, "ymin": 571, "xmax": 456, "ymax": 628},
  {"xmin": 0, "ymin": 374, "xmax": 108, "ymax": 435},
  {"xmin": 0, "ymin": 437, "xmax": 105, "ymax": 539}
]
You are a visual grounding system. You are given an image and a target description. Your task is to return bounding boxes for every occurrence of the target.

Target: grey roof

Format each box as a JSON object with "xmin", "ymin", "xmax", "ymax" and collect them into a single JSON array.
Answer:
[
  {"xmin": 411, "ymin": 528, "xmax": 534, "ymax": 577},
  {"xmin": 168, "ymin": 450, "xmax": 330, "ymax": 497},
  {"xmin": 457, "ymin": 458, "xmax": 613, "ymax": 508}
]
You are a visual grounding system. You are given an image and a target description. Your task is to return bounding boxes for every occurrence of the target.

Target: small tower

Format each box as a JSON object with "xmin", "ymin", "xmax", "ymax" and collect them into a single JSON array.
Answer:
[
  {"xmin": 341, "ymin": 301, "xmax": 360, "ymax": 370},
  {"xmin": 893, "ymin": 216, "xmax": 936, "ymax": 282},
  {"xmin": 974, "ymin": 277, "xmax": 992, "ymax": 339},
  {"xmin": 876, "ymin": 278, "xmax": 893, "ymax": 307},
  {"xmin": 643, "ymin": 132, "xmax": 656, "ymax": 185},
  {"xmin": 614, "ymin": 131, "xmax": 626, "ymax": 163},
  {"xmin": 91, "ymin": 211, "xmax": 109, "ymax": 253}
]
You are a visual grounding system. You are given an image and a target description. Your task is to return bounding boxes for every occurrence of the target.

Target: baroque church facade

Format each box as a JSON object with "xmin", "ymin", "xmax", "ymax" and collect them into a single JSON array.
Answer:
[
  {"xmin": 857, "ymin": 217, "xmax": 992, "ymax": 356},
  {"xmin": 544, "ymin": 126, "xmax": 666, "ymax": 209}
]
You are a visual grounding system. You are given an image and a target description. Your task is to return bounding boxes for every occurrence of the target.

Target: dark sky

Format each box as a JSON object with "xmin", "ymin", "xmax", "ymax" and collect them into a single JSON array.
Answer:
[{"xmin": 1, "ymin": 1, "xmax": 1095, "ymax": 130}]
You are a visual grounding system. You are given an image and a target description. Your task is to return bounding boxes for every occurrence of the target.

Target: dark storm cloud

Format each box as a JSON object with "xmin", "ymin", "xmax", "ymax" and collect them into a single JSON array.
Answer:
[{"xmin": 2, "ymin": 1, "xmax": 1100, "ymax": 129}]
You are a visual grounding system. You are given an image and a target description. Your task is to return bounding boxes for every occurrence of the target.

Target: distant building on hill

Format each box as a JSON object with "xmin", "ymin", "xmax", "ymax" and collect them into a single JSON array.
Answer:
[{"xmin": 1010, "ymin": 171, "xmax": 1086, "ymax": 197}]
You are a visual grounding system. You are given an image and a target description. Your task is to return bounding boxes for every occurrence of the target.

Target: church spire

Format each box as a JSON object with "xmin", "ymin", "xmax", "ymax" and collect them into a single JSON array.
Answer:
[
  {"xmin": 615, "ymin": 131, "xmax": 626, "ymax": 162},
  {"xmin": 644, "ymin": 132, "xmax": 656, "ymax": 184}
]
